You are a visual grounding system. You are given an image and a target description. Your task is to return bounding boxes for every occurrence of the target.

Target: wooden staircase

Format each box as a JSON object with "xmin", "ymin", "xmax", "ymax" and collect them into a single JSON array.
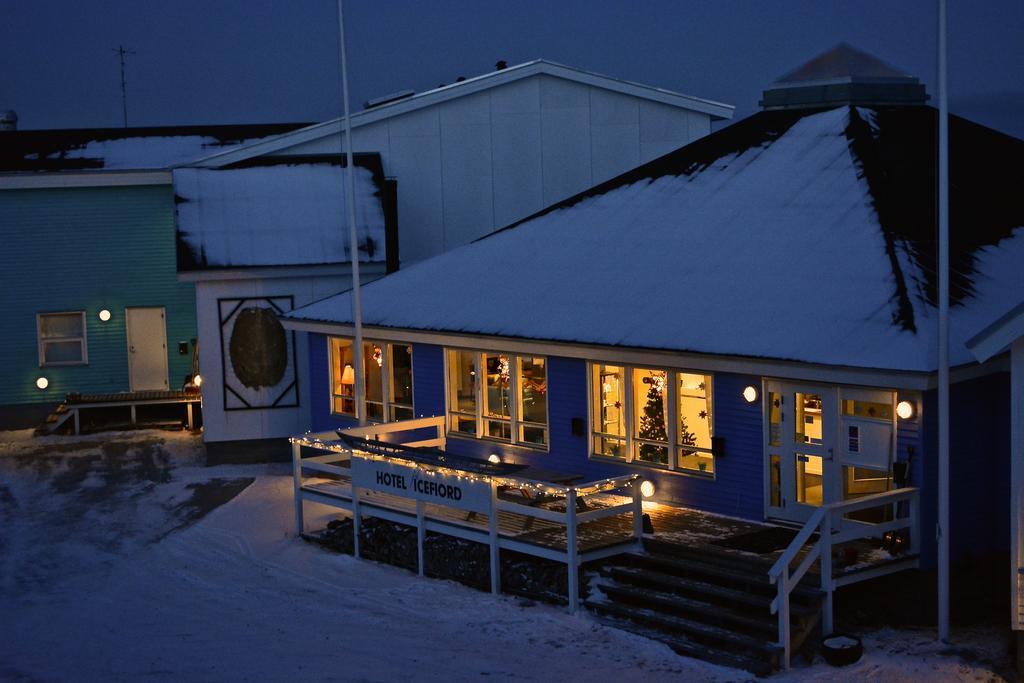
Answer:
[
  {"xmin": 36, "ymin": 401, "xmax": 74, "ymax": 435},
  {"xmin": 587, "ymin": 537, "xmax": 823, "ymax": 676}
]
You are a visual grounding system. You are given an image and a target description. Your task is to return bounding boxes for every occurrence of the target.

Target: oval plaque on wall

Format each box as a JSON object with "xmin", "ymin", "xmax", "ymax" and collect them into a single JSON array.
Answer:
[{"xmin": 229, "ymin": 307, "xmax": 287, "ymax": 389}]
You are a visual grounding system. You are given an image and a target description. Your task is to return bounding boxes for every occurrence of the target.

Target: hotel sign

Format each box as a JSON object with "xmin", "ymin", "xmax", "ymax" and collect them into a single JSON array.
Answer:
[{"xmin": 351, "ymin": 456, "xmax": 492, "ymax": 514}]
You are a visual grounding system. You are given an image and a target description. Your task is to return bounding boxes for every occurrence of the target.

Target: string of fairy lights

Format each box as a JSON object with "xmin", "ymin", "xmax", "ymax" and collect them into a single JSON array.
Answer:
[{"xmin": 289, "ymin": 431, "xmax": 640, "ymax": 497}]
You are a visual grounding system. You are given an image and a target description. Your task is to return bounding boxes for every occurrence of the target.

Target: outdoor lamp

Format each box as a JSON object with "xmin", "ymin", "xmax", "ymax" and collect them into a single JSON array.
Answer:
[
  {"xmin": 488, "ymin": 454, "xmax": 501, "ymax": 464},
  {"xmin": 193, "ymin": 374, "xmax": 203, "ymax": 387},
  {"xmin": 896, "ymin": 400, "xmax": 915, "ymax": 420},
  {"xmin": 742, "ymin": 385, "xmax": 758, "ymax": 403},
  {"xmin": 36, "ymin": 377, "xmax": 48, "ymax": 390},
  {"xmin": 98, "ymin": 309, "xmax": 111, "ymax": 322},
  {"xmin": 640, "ymin": 480, "xmax": 656, "ymax": 498}
]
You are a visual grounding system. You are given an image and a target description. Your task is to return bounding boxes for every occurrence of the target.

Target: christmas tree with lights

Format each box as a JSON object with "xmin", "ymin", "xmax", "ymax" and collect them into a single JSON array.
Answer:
[{"xmin": 638, "ymin": 373, "xmax": 697, "ymax": 463}]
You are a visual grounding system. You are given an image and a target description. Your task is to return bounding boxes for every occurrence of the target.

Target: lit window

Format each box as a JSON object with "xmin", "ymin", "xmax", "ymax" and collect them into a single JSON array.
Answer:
[
  {"xmin": 634, "ymin": 368, "xmax": 669, "ymax": 466},
  {"xmin": 445, "ymin": 349, "xmax": 548, "ymax": 449},
  {"xmin": 592, "ymin": 364, "xmax": 626, "ymax": 458},
  {"xmin": 447, "ymin": 349, "xmax": 477, "ymax": 435},
  {"xmin": 37, "ymin": 312, "xmax": 87, "ymax": 366},
  {"xmin": 329, "ymin": 337, "xmax": 414, "ymax": 422},
  {"xmin": 330, "ymin": 338, "xmax": 356, "ymax": 416},
  {"xmin": 677, "ymin": 372, "xmax": 714, "ymax": 474},
  {"xmin": 589, "ymin": 362, "xmax": 714, "ymax": 476}
]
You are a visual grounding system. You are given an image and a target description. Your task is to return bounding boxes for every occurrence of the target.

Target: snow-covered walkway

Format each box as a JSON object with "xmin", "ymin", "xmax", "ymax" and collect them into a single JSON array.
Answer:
[{"xmin": 0, "ymin": 430, "xmax": 1011, "ymax": 681}]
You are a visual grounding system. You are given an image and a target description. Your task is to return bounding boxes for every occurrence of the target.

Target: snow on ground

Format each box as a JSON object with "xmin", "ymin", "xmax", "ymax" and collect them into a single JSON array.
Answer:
[{"xmin": 0, "ymin": 430, "xmax": 1011, "ymax": 682}]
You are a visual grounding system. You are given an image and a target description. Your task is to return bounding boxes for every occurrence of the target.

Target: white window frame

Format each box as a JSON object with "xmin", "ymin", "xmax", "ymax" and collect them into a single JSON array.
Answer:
[
  {"xmin": 444, "ymin": 348, "xmax": 549, "ymax": 451},
  {"xmin": 587, "ymin": 362, "xmax": 715, "ymax": 477},
  {"xmin": 37, "ymin": 311, "xmax": 88, "ymax": 367},
  {"xmin": 328, "ymin": 337, "xmax": 414, "ymax": 424}
]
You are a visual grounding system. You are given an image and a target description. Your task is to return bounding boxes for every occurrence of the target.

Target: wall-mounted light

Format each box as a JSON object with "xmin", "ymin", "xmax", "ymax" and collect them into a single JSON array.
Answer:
[
  {"xmin": 36, "ymin": 377, "xmax": 49, "ymax": 390},
  {"xmin": 896, "ymin": 400, "xmax": 915, "ymax": 420},
  {"xmin": 98, "ymin": 309, "xmax": 111, "ymax": 322},
  {"xmin": 742, "ymin": 385, "xmax": 759, "ymax": 403},
  {"xmin": 488, "ymin": 453, "xmax": 501, "ymax": 464},
  {"xmin": 193, "ymin": 374, "xmax": 203, "ymax": 388},
  {"xmin": 640, "ymin": 480, "xmax": 656, "ymax": 498}
]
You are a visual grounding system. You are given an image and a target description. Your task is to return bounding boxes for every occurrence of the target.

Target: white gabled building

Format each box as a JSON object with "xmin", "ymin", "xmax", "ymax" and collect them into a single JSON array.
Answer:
[
  {"xmin": 191, "ymin": 59, "xmax": 733, "ymax": 264},
  {"xmin": 178, "ymin": 60, "xmax": 733, "ymax": 444}
]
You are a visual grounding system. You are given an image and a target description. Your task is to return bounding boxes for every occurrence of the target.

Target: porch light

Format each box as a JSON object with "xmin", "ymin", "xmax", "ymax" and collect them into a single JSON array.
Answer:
[
  {"xmin": 36, "ymin": 377, "xmax": 49, "ymax": 390},
  {"xmin": 488, "ymin": 454, "xmax": 501, "ymax": 464},
  {"xmin": 640, "ymin": 480, "xmax": 656, "ymax": 498},
  {"xmin": 193, "ymin": 374, "xmax": 203, "ymax": 388},
  {"xmin": 98, "ymin": 309, "xmax": 111, "ymax": 322},
  {"xmin": 742, "ymin": 385, "xmax": 758, "ymax": 403},
  {"xmin": 896, "ymin": 400, "xmax": 915, "ymax": 420}
]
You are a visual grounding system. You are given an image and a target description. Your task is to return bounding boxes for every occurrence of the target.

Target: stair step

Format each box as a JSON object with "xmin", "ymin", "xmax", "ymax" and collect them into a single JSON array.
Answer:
[
  {"xmin": 588, "ymin": 600, "xmax": 781, "ymax": 666},
  {"xmin": 624, "ymin": 551, "xmax": 824, "ymax": 604},
  {"xmin": 591, "ymin": 613, "xmax": 774, "ymax": 677},
  {"xmin": 645, "ymin": 537, "xmax": 812, "ymax": 574},
  {"xmin": 596, "ymin": 582, "xmax": 778, "ymax": 637},
  {"xmin": 607, "ymin": 565, "xmax": 820, "ymax": 617}
]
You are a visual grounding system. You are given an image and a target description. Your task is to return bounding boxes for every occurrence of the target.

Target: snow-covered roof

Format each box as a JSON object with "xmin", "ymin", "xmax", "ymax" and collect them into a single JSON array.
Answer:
[
  {"xmin": 188, "ymin": 60, "xmax": 734, "ymax": 169},
  {"xmin": 0, "ymin": 123, "xmax": 308, "ymax": 172},
  {"xmin": 174, "ymin": 154, "xmax": 390, "ymax": 271},
  {"xmin": 285, "ymin": 105, "xmax": 1024, "ymax": 373}
]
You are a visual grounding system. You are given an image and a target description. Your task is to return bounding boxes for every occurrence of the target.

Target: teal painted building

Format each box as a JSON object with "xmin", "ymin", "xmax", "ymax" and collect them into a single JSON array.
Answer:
[
  {"xmin": 0, "ymin": 184, "xmax": 196, "ymax": 422},
  {"xmin": 0, "ymin": 123, "xmax": 307, "ymax": 428}
]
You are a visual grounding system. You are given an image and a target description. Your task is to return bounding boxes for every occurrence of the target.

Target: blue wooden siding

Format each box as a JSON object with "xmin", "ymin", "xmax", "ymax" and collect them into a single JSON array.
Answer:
[
  {"xmin": 306, "ymin": 336, "xmax": 767, "ymax": 522},
  {"xmin": 305, "ymin": 333, "xmax": 1012, "ymax": 557},
  {"xmin": 918, "ymin": 372, "xmax": 1011, "ymax": 568},
  {"xmin": 0, "ymin": 185, "xmax": 196, "ymax": 407},
  {"xmin": 436, "ymin": 354, "xmax": 765, "ymax": 520}
]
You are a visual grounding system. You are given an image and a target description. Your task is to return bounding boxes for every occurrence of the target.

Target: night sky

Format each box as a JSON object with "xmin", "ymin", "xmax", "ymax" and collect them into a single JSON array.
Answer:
[{"xmin": 3, "ymin": 1, "xmax": 1022, "ymax": 137}]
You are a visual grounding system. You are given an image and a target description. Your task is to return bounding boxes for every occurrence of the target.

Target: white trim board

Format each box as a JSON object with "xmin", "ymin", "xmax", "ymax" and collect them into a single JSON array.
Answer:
[
  {"xmin": 967, "ymin": 301, "xmax": 1024, "ymax": 363},
  {"xmin": 0, "ymin": 171, "xmax": 170, "ymax": 190},
  {"xmin": 279, "ymin": 318, "xmax": 1010, "ymax": 390},
  {"xmin": 187, "ymin": 60, "xmax": 735, "ymax": 169}
]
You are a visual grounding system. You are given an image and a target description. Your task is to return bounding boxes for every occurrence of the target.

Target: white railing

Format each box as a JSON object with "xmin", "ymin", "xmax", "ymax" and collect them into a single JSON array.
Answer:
[
  {"xmin": 290, "ymin": 418, "xmax": 642, "ymax": 612},
  {"xmin": 768, "ymin": 487, "xmax": 920, "ymax": 669}
]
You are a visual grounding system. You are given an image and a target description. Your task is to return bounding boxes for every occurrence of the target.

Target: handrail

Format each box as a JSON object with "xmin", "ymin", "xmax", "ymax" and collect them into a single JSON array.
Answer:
[
  {"xmin": 291, "ymin": 421, "xmax": 645, "ymax": 615},
  {"xmin": 771, "ymin": 486, "xmax": 920, "ymax": 671},
  {"xmin": 768, "ymin": 506, "xmax": 826, "ymax": 581}
]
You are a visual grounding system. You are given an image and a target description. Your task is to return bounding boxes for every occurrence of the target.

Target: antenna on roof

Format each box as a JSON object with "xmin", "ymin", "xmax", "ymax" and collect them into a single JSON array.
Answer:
[{"xmin": 112, "ymin": 45, "xmax": 135, "ymax": 128}]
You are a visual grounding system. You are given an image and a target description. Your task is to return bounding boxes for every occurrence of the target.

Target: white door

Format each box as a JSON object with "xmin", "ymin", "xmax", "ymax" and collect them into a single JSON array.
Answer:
[
  {"xmin": 764, "ymin": 381, "xmax": 838, "ymax": 524},
  {"xmin": 126, "ymin": 307, "xmax": 169, "ymax": 391}
]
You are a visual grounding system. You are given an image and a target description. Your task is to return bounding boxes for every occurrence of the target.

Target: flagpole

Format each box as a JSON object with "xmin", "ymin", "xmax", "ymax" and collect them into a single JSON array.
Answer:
[
  {"xmin": 337, "ymin": 0, "xmax": 365, "ymax": 426},
  {"xmin": 937, "ymin": 0, "xmax": 950, "ymax": 643}
]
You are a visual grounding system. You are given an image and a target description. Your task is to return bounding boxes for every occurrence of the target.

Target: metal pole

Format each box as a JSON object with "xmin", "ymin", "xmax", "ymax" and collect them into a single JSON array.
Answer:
[
  {"xmin": 337, "ymin": 0, "xmax": 365, "ymax": 426},
  {"xmin": 937, "ymin": 0, "xmax": 951, "ymax": 643}
]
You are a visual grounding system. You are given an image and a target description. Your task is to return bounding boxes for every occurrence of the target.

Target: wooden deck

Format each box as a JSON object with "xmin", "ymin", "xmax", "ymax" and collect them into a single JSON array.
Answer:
[
  {"xmin": 303, "ymin": 475, "xmax": 636, "ymax": 554},
  {"xmin": 40, "ymin": 390, "xmax": 201, "ymax": 435}
]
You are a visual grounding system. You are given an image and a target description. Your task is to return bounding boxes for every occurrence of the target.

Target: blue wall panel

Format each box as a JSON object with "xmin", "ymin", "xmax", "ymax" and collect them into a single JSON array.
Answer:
[
  {"xmin": 415, "ymin": 347, "xmax": 766, "ymax": 522},
  {"xmin": 305, "ymin": 333, "xmax": 1012, "ymax": 549},
  {"xmin": 918, "ymin": 372, "xmax": 1010, "ymax": 568}
]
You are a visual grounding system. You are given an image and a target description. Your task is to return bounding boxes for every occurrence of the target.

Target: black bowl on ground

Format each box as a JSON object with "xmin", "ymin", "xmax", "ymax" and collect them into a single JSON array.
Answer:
[{"xmin": 821, "ymin": 633, "xmax": 864, "ymax": 667}]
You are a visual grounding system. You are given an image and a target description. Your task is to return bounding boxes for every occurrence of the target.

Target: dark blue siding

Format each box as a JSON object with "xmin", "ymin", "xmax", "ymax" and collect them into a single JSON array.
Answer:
[
  {"xmin": 415, "ymin": 347, "xmax": 766, "ymax": 522},
  {"xmin": 919, "ymin": 372, "xmax": 1011, "ymax": 568},
  {"xmin": 896, "ymin": 400, "xmax": 928, "ymax": 566},
  {"xmin": 412, "ymin": 343, "xmax": 446, "ymax": 419},
  {"xmin": 306, "ymin": 333, "xmax": 1012, "ymax": 550}
]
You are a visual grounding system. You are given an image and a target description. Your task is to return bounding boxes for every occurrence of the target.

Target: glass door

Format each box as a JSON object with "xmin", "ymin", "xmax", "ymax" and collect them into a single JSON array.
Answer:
[{"xmin": 764, "ymin": 381, "xmax": 838, "ymax": 524}]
